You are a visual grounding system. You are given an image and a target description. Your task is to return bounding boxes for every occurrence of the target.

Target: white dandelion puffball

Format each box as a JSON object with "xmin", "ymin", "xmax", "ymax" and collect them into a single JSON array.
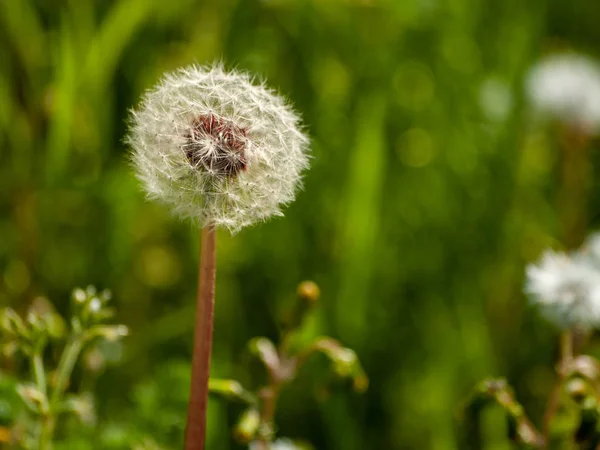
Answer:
[
  {"xmin": 525, "ymin": 249, "xmax": 600, "ymax": 329},
  {"xmin": 525, "ymin": 53, "xmax": 600, "ymax": 135},
  {"xmin": 127, "ymin": 65, "xmax": 310, "ymax": 232}
]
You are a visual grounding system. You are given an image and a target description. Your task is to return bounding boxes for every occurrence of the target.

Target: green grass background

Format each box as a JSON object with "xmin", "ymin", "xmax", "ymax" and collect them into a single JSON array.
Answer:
[{"xmin": 3, "ymin": 0, "xmax": 600, "ymax": 448}]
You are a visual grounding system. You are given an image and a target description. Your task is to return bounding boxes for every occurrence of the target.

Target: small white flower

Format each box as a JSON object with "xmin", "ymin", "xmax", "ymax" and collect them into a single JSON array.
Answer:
[
  {"xmin": 525, "ymin": 53, "xmax": 600, "ymax": 135},
  {"xmin": 525, "ymin": 249, "xmax": 600, "ymax": 328},
  {"xmin": 127, "ymin": 64, "xmax": 310, "ymax": 233},
  {"xmin": 89, "ymin": 298, "xmax": 102, "ymax": 313},
  {"xmin": 73, "ymin": 288, "xmax": 86, "ymax": 303}
]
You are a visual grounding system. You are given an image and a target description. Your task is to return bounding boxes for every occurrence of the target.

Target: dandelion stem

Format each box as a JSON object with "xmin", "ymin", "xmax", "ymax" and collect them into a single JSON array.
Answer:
[
  {"xmin": 560, "ymin": 329, "xmax": 573, "ymax": 364},
  {"xmin": 185, "ymin": 227, "xmax": 217, "ymax": 450},
  {"xmin": 543, "ymin": 329, "xmax": 574, "ymax": 447},
  {"xmin": 558, "ymin": 125, "xmax": 590, "ymax": 250}
]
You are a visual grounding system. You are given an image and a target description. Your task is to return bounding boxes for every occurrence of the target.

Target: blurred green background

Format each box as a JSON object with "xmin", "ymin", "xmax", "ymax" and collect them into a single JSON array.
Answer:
[{"xmin": 3, "ymin": 0, "xmax": 600, "ymax": 449}]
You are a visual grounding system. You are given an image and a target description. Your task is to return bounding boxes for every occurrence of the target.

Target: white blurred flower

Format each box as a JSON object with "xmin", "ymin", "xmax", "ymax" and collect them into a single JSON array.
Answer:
[
  {"xmin": 89, "ymin": 298, "xmax": 102, "ymax": 313},
  {"xmin": 525, "ymin": 249, "xmax": 600, "ymax": 328},
  {"xmin": 73, "ymin": 288, "xmax": 86, "ymax": 303},
  {"xmin": 525, "ymin": 53, "xmax": 600, "ymax": 135},
  {"xmin": 249, "ymin": 438, "xmax": 299, "ymax": 450},
  {"xmin": 581, "ymin": 232, "xmax": 600, "ymax": 261},
  {"xmin": 127, "ymin": 64, "xmax": 310, "ymax": 233}
]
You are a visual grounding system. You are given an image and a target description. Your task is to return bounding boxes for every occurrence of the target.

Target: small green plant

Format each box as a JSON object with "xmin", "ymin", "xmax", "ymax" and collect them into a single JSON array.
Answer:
[
  {"xmin": 0, "ymin": 286, "xmax": 128, "ymax": 450},
  {"xmin": 462, "ymin": 234, "xmax": 600, "ymax": 449},
  {"xmin": 210, "ymin": 281, "xmax": 368, "ymax": 450}
]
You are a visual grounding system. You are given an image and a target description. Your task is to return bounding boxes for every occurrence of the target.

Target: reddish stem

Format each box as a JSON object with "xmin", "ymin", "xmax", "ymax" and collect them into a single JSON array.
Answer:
[
  {"xmin": 185, "ymin": 227, "xmax": 217, "ymax": 450},
  {"xmin": 543, "ymin": 330, "xmax": 573, "ymax": 446}
]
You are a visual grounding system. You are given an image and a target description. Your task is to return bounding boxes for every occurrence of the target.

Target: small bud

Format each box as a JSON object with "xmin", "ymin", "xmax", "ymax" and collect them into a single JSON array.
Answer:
[
  {"xmin": 86, "ymin": 286, "xmax": 97, "ymax": 297},
  {"xmin": 233, "ymin": 408, "xmax": 261, "ymax": 443},
  {"xmin": 209, "ymin": 378, "xmax": 256, "ymax": 404},
  {"xmin": 248, "ymin": 337, "xmax": 280, "ymax": 376},
  {"xmin": 308, "ymin": 338, "xmax": 368, "ymax": 393},
  {"xmin": 283, "ymin": 281, "xmax": 320, "ymax": 331},
  {"xmin": 92, "ymin": 325, "xmax": 129, "ymax": 342},
  {"xmin": 64, "ymin": 393, "xmax": 96, "ymax": 425},
  {"xmin": 73, "ymin": 288, "xmax": 86, "ymax": 303},
  {"xmin": 1, "ymin": 308, "xmax": 28, "ymax": 338},
  {"xmin": 84, "ymin": 347, "xmax": 106, "ymax": 373},
  {"xmin": 16, "ymin": 384, "xmax": 46, "ymax": 413},
  {"xmin": 331, "ymin": 348, "xmax": 357, "ymax": 378},
  {"xmin": 353, "ymin": 372, "xmax": 369, "ymax": 393},
  {"xmin": 297, "ymin": 281, "xmax": 320, "ymax": 304},
  {"xmin": 566, "ymin": 378, "xmax": 589, "ymax": 403}
]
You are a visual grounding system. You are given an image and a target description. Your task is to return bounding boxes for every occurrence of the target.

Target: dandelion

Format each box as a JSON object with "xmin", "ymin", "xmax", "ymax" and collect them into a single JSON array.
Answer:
[
  {"xmin": 525, "ymin": 249, "xmax": 600, "ymax": 329},
  {"xmin": 127, "ymin": 64, "xmax": 310, "ymax": 233},
  {"xmin": 126, "ymin": 64, "xmax": 310, "ymax": 450},
  {"xmin": 525, "ymin": 53, "xmax": 600, "ymax": 135}
]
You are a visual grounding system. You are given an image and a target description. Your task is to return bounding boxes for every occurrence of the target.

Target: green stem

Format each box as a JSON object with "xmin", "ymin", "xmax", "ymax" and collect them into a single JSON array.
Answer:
[
  {"xmin": 50, "ymin": 335, "xmax": 84, "ymax": 406},
  {"xmin": 37, "ymin": 335, "xmax": 84, "ymax": 449},
  {"xmin": 31, "ymin": 353, "xmax": 52, "ymax": 450},
  {"xmin": 38, "ymin": 415, "xmax": 56, "ymax": 450},
  {"xmin": 32, "ymin": 353, "xmax": 47, "ymax": 400}
]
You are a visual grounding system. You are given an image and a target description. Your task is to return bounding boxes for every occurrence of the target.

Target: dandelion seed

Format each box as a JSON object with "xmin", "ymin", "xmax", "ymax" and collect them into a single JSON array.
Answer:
[
  {"xmin": 126, "ymin": 64, "xmax": 310, "ymax": 233},
  {"xmin": 525, "ymin": 53, "xmax": 600, "ymax": 135},
  {"xmin": 525, "ymin": 249, "xmax": 600, "ymax": 329}
]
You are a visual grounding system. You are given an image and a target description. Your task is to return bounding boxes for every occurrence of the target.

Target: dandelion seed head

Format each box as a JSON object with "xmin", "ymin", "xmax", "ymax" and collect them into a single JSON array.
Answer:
[
  {"xmin": 525, "ymin": 53, "xmax": 600, "ymax": 135},
  {"xmin": 126, "ymin": 64, "xmax": 310, "ymax": 233},
  {"xmin": 525, "ymin": 249, "xmax": 600, "ymax": 329}
]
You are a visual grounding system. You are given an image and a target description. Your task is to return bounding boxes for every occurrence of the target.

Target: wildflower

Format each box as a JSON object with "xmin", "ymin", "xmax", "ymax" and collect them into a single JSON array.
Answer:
[
  {"xmin": 127, "ymin": 64, "xmax": 310, "ymax": 232},
  {"xmin": 525, "ymin": 249, "xmax": 600, "ymax": 328},
  {"xmin": 525, "ymin": 53, "xmax": 600, "ymax": 135}
]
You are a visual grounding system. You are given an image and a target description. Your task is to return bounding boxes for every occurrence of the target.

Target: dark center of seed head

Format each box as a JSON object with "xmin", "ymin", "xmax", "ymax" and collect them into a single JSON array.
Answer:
[{"xmin": 184, "ymin": 114, "xmax": 248, "ymax": 177}]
